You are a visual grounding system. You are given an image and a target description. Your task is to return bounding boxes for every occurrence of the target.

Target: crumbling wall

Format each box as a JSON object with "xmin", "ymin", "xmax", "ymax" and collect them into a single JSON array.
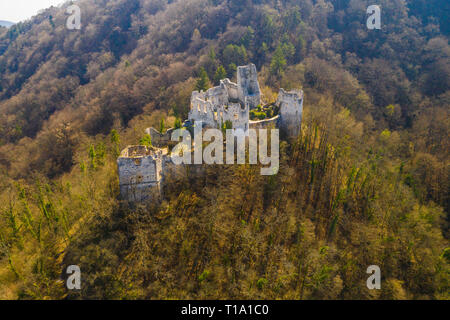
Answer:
[
  {"xmin": 117, "ymin": 146, "xmax": 168, "ymax": 202},
  {"xmin": 249, "ymin": 115, "xmax": 280, "ymax": 130},
  {"xmin": 237, "ymin": 64, "xmax": 261, "ymax": 109},
  {"xmin": 188, "ymin": 64, "xmax": 261, "ymax": 132},
  {"xmin": 276, "ymin": 88, "xmax": 303, "ymax": 138}
]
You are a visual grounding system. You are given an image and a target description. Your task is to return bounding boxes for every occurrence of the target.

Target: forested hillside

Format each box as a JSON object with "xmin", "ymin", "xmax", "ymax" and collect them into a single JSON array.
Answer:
[{"xmin": 0, "ymin": 0, "xmax": 448, "ymax": 299}]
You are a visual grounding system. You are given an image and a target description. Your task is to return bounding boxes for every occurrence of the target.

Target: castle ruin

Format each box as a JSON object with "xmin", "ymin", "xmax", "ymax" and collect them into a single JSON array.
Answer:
[{"xmin": 118, "ymin": 63, "xmax": 304, "ymax": 201}]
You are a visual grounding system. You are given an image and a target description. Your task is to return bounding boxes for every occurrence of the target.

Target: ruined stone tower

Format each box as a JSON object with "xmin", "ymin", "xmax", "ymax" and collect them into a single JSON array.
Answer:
[{"xmin": 117, "ymin": 146, "xmax": 169, "ymax": 202}]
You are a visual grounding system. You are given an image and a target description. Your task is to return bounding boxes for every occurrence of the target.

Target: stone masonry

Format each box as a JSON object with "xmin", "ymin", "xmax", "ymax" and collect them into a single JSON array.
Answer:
[
  {"xmin": 276, "ymin": 88, "xmax": 303, "ymax": 137},
  {"xmin": 117, "ymin": 146, "xmax": 169, "ymax": 202},
  {"xmin": 187, "ymin": 64, "xmax": 261, "ymax": 133}
]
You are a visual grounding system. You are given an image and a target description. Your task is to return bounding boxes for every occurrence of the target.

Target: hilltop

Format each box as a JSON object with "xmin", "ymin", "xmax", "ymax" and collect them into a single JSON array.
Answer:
[
  {"xmin": 0, "ymin": 21, "xmax": 14, "ymax": 28},
  {"xmin": 0, "ymin": 0, "xmax": 448, "ymax": 300}
]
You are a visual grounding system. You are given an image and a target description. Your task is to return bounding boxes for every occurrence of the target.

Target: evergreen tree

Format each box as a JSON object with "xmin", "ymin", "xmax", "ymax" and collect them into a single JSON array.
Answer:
[
  {"xmin": 209, "ymin": 47, "xmax": 216, "ymax": 61},
  {"xmin": 270, "ymin": 45, "xmax": 287, "ymax": 76},
  {"xmin": 110, "ymin": 129, "xmax": 120, "ymax": 157}
]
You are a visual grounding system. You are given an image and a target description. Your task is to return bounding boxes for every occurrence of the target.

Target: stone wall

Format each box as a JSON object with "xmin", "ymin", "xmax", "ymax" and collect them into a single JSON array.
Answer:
[
  {"xmin": 146, "ymin": 127, "xmax": 176, "ymax": 148},
  {"xmin": 117, "ymin": 146, "xmax": 168, "ymax": 202},
  {"xmin": 249, "ymin": 115, "xmax": 280, "ymax": 130},
  {"xmin": 221, "ymin": 102, "xmax": 249, "ymax": 132},
  {"xmin": 119, "ymin": 64, "xmax": 305, "ymax": 202},
  {"xmin": 222, "ymin": 79, "xmax": 239, "ymax": 100},
  {"xmin": 237, "ymin": 64, "xmax": 261, "ymax": 109},
  {"xmin": 276, "ymin": 88, "xmax": 304, "ymax": 138},
  {"xmin": 189, "ymin": 97, "xmax": 218, "ymax": 128}
]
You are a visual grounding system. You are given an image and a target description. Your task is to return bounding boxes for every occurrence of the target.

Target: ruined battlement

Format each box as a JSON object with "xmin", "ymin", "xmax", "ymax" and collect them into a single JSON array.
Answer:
[
  {"xmin": 145, "ymin": 127, "xmax": 177, "ymax": 148},
  {"xmin": 249, "ymin": 115, "xmax": 280, "ymax": 130}
]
